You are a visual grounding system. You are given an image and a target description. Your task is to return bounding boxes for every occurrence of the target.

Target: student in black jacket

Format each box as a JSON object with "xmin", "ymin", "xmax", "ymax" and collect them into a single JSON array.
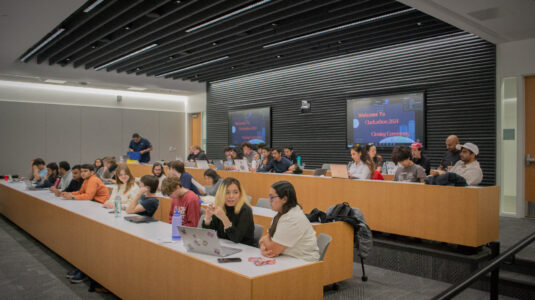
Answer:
[
  {"xmin": 202, "ymin": 177, "xmax": 255, "ymax": 246},
  {"xmin": 52, "ymin": 165, "xmax": 83, "ymax": 196},
  {"xmin": 410, "ymin": 142, "xmax": 431, "ymax": 175},
  {"xmin": 36, "ymin": 163, "xmax": 59, "ymax": 188}
]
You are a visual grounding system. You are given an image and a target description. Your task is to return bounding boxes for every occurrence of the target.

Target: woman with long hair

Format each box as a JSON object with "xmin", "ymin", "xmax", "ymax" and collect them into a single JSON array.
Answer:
[
  {"xmin": 259, "ymin": 181, "xmax": 319, "ymax": 261},
  {"xmin": 365, "ymin": 143, "xmax": 383, "ymax": 173},
  {"xmin": 348, "ymin": 145, "xmax": 374, "ymax": 179},
  {"xmin": 202, "ymin": 177, "xmax": 255, "ymax": 246},
  {"xmin": 102, "ymin": 164, "xmax": 139, "ymax": 209}
]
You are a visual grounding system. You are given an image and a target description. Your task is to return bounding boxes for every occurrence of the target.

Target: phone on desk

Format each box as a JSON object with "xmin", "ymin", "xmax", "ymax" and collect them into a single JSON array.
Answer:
[{"xmin": 217, "ymin": 257, "xmax": 242, "ymax": 263}]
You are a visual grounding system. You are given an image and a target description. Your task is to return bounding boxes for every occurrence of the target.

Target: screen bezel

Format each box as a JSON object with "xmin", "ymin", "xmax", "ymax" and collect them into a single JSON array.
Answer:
[
  {"xmin": 346, "ymin": 91, "xmax": 426, "ymax": 149},
  {"xmin": 228, "ymin": 106, "xmax": 271, "ymax": 148}
]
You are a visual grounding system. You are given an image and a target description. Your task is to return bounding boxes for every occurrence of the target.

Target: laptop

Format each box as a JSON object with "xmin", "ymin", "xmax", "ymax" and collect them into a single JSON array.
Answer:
[
  {"xmin": 196, "ymin": 160, "xmax": 209, "ymax": 169},
  {"xmin": 24, "ymin": 179, "xmax": 37, "ymax": 190},
  {"xmin": 185, "ymin": 161, "xmax": 196, "ymax": 168},
  {"xmin": 321, "ymin": 163, "xmax": 332, "ymax": 171},
  {"xmin": 214, "ymin": 160, "xmax": 225, "ymax": 170},
  {"xmin": 234, "ymin": 159, "xmax": 249, "ymax": 172},
  {"xmin": 313, "ymin": 168, "xmax": 328, "ymax": 176},
  {"xmin": 178, "ymin": 226, "xmax": 242, "ymax": 257},
  {"xmin": 330, "ymin": 164, "xmax": 349, "ymax": 179}
]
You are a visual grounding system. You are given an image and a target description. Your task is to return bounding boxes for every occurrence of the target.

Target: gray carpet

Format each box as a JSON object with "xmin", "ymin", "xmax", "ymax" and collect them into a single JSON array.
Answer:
[
  {"xmin": 0, "ymin": 214, "xmax": 526, "ymax": 300},
  {"xmin": 499, "ymin": 216, "xmax": 535, "ymax": 261}
]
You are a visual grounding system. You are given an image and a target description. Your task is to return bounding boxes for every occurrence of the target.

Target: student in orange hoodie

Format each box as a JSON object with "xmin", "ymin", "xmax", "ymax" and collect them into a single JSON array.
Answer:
[{"xmin": 61, "ymin": 164, "xmax": 110, "ymax": 203}]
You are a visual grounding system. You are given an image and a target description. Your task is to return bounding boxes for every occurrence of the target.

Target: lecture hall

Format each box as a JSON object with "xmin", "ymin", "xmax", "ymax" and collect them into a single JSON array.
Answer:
[{"xmin": 1, "ymin": 0, "xmax": 535, "ymax": 299}]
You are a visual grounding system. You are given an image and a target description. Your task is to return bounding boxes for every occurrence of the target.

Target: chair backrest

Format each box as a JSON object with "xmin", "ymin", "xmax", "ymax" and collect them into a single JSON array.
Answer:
[
  {"xmin": 197, "ymin": 214, "xmax": 204, "ymax": 228},
  {"xmin": 256, "ymin": 198, "xmax": 271, "ymax": 209},
  {"xmin": 317, "ymin": 233, "xmax": 332, "ymax": 261},
  {"xmin": 254, "ymin": 224, "xmax": 264, "ymax": 247}
]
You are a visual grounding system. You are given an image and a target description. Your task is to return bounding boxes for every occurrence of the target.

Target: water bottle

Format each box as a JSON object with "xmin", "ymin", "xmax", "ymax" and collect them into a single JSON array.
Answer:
[
  {"xmin": 383, "ymin": 162, "xmax": 388, "ymax": 174},
  {"xmin": 251, "ymin": 159, "xmax": 257, "ymax": 169},
  {"xmin": 297, "ymin": 156, "xmax": 302, "ymax": 167},
  {"xmin": 172, "ymin": 209, "xmax": 182, "ymax": 240},
  {"xmin": 114, "ymin": 195, "xmax": 122, "ymax": 217}
]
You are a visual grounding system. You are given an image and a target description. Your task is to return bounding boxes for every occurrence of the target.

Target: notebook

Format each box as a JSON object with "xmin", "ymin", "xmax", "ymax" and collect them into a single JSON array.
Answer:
[
  {"xmin": 124, "ymin": 215, "xmax": 158, "ymax": 223},
  {"xmin": 178, "ymin": 226, "xmax": 242, "ymax": 257},
  {"xmin": 330, "ymin": 164, "xmax": 349, "ymax": 179}
]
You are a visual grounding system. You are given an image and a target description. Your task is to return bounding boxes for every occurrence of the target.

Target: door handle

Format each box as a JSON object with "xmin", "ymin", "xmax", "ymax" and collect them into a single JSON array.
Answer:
[{"xmin": 527, "ymin": 154, "xmax": 535, "ymax": 166}]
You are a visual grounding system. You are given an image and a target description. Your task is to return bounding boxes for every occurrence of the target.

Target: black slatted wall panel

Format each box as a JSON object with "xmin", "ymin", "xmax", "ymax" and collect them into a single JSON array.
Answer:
[{"xmin": 207, "ymin": 32, "xmax": 496, "ymax": 185}]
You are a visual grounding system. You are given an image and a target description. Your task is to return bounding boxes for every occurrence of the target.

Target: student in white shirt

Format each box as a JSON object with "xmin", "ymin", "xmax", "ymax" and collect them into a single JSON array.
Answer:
[
  {"xmin": 259, "ymin": 181, "xmax": 320, "ymax": 262},
  {"xmin": 348, "ymin": 145, "xmax": 374, "ymax": 179},
  {"xmin": 431, "ymin": 142, "xmax": 483, "ymax": 186},
  {"xmin": 102, "ymin": 164, "xmax": 139, "ymax": 210}
]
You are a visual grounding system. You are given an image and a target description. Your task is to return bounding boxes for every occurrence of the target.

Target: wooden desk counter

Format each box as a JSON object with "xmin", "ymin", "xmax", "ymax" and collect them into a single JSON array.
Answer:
[{"xmin": 0, "ymin": 183, "xmax": 323, "ymax": 300}]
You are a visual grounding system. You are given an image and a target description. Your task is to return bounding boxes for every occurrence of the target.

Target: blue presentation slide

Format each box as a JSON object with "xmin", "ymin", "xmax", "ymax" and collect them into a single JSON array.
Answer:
[{"xmin": 229, "ymin": 108, "xmax": 270, "ymax": 146}]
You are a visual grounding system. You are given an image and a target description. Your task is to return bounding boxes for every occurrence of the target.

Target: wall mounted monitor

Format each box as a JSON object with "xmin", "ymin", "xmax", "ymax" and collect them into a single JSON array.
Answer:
[
  {"xmin": 228, "ymin": 107, "xmax": 271, "ymax": 147},
  {"xmin": 347, "ymin": 92, "xmax": 425, "ymax": 148}
]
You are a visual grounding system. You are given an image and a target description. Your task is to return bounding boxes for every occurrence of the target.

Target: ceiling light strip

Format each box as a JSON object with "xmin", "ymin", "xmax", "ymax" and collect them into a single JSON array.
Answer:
[
  {"xmin": 20, "ymin": 28, "xmax": 66, "ymax": 62},
  {"xmin": 156, "ymin": 56, "xmax": 230, "ymax": 77},
  {"xmin": 185, "ymin": 0, "xmax": 271, "ymax": 33},
  {"xmin": 94, "ymin": 43, "xmax": 158, "ymax": 71},
  {"xmin": 84, "ymin": 0, "xmax": 105, "ymax": 13},
  {"xmin": 263, "ymin": 8, "xmax": 417, "ymax": 49}
]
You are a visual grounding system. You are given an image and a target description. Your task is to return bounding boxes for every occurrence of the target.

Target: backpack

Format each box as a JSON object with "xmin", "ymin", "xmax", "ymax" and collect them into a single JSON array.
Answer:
[{"xmin": 307, "ymin": 202, "xmax": 372, "ymax": 281}]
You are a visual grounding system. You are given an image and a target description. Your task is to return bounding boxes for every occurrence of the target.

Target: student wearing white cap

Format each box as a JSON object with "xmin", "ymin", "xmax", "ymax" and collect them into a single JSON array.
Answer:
[{"xmin": 431, "ymin": 142, "xmax": 483, "ymax": 185}]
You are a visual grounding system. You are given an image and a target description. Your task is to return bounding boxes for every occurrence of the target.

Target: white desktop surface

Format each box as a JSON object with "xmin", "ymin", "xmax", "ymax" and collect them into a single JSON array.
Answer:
[{"xmin": 1, "ymin": 181, "xmax": 312, "ymax": 278}]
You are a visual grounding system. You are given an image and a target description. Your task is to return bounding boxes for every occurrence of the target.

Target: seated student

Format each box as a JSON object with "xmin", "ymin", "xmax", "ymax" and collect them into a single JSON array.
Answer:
[
  {"xmin": 186, "ymin": 146, "xmax": 195, "ymax": 161},
  {"xmin": 94, "ymin": 158, "xmax": 104, "ymax": 177},
  {"xmin": 52, "ymin": 165, "xmax": 83, "ymax": 196},
  {"xmin": 103, "ymin": 164, "xmax": 140, "ymax": 209},
  {"xmin": 431, "ymin": 143, "xmax": 483, "ymax": 186},
  {"xmin": 392, "ymin": 146, "xmax": 426, "ymax": 183},
  {"xmin": 410, "ymin": 142, "xmax": 431, "ymax": 175},
  {"xmin": 348, "ymin": 145, "xmax": 373, "ymax": 179},
  {"xmin": 202, "ymin": 177, "xmax": 255, "ymax": 246},
  {"xmin": 61, "ymin": 164, "xmax": 110, "ymax": 203},
  {"xmin": 257, "ymin": 146, "xmax": 272, "ymax": 170},
  {"xmin": 283, "ymin": 146, "xmax": 298, "ymax": 165},
  {"xmin": 98, "ymin": 158, "xmax": 117, "ymax": 183},
  {"xmin": 365, "ymin": 144, "xmax": 384, "ymax": 174},
  {"xmin": 438, "ymin": 135, "xmax": 461, "ymax": 171},
  {"xmin": 257, "ymin": 148, "xmax": 295, "ymax": 173},
  {"xmin": 195, "ymin": 169, "xmax": 223, "ymax": 196},
  {"xmin": 161, "ymin": 176, "xmax": 201, "ymax": 226},
  {"xmin": 241, "ymin": 142, "xmax": 258, "ymax": 164},
  {"xmin": 259, "ymin": 181, "xmax": 320, "ymax": 261},
  {"xmin": 55, "ymin": 161, "xmax": 73, "ymax": 191},
  {"xmin": 189, "ymin": 145, "xmax": 208, "ymax": 161},
  {"xmin": 36, "ymin": 162, "xmax": 59, "ymax": 188},
  {"xmin": 230, "ymin": 148, "xmax": 244, "ymax": 160},
  {"xmin": 167, "ymin": 160, "xmax": 201, "ymax": 196},
  {"xmin": 152, "ymin": 162, "xmax": 167, "ymax": 190},
  {"xmin": 29, "ymin": 158, "xmax": 47, "ymax": 184},
  {"xmin": 125, "ymin": 175, "xmax": 160, "ymax": 217}
]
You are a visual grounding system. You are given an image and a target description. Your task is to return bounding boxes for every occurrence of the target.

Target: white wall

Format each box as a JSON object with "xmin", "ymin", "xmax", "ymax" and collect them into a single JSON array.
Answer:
[
  {"xmin": 0, "ymin": 81, "xmax": 190, "ymax": 176},
  {"xmin": 497, "ymin": 38, "xmax": 535, "ymax": 77}
]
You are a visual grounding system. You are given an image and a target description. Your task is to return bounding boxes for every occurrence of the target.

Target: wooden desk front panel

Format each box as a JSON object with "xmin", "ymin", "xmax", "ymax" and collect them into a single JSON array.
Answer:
[
  {"xmin": 183, "ymin": 169, "xmax": 499, "ymax": 247},
  {"xmin": 0, "ymin": 185, "xmax": 323, "ymax": 300}
]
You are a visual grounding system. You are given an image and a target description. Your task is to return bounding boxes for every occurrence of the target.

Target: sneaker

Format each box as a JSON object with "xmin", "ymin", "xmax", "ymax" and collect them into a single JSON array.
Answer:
[
  {"xmin": 66, "ymin": 269, "xmax": 77, "ymax": 279},
  {"xmin": 69, "ymin": 270, "xmax": 87, "ymax": 284}
]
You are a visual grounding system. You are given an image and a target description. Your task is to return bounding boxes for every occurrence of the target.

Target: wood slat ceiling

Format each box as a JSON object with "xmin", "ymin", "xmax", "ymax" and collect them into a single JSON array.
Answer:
[{"xmin": 19, "ymin": 0, "xmax": 461, "ymax": 82}]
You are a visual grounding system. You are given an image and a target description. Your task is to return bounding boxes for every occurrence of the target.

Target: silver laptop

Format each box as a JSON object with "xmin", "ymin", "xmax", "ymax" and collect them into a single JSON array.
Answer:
[
  {"xmin": 24, "ymin": 179, "xmax": 37, "ymax": 190},
  {"xmin": 185, "ymin": 161, "xmax": 196, "ymax": 168},
  {"xmin": 196, "ymin": 160, "xmax": 209, "ymax": 169},
  {"xmin": 234, "ymin": 159, "xmax": 249, "ymax": 172},
  {"xmin": 214, "ymin": 160, "xmax": 225, "ymax": 170},
  {"xmin": 178, "ymin": 226, "xmax": 242, "ymax": 257}
]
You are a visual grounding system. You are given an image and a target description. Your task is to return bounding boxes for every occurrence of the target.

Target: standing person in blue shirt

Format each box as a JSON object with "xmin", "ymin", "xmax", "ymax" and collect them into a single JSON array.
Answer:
[
  {"xmin": 128, "ymin": 133, "xmax": 153, "ymax": 163},
  {"xmin": 257, "ymin": 148, "xmax": 295, "ymax": 173}
]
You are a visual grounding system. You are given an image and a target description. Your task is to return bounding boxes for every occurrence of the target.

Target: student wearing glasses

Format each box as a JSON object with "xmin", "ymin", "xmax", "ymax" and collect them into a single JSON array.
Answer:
[
  {"xmin": 202, "ymin": 177, "xmax": 255, "ymax": 246},
  {"xmin": 259, "ymin": 181, "xmax": 320, "ymax": 262}
]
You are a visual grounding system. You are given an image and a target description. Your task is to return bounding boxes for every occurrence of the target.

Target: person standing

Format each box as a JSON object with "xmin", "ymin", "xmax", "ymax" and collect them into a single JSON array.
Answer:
[{"xmin": 128, "ymin": 133, "xmax": 153, "ymax": 163}]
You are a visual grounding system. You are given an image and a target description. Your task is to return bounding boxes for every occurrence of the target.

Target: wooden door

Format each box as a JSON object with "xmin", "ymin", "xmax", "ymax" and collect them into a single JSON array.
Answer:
[
  {"xmin": 189, "ymin": 113, "xmax": 201, "ymax": 147},
  {"xmin": 525, "ymin": 76, "xmax": 535, "ymax": 202}
]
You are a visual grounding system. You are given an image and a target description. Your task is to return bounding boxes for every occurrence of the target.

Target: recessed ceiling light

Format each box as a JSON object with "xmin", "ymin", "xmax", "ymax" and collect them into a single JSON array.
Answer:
[{"xmin": 44, "ymin": 79, "xmax": 66, "ymax": 84}]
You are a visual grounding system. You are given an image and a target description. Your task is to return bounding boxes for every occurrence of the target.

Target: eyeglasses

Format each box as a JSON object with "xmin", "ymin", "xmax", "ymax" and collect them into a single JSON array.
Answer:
[{"xmin": 268, "ymin": 194, "xmax": 280, "ymax": 202}]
